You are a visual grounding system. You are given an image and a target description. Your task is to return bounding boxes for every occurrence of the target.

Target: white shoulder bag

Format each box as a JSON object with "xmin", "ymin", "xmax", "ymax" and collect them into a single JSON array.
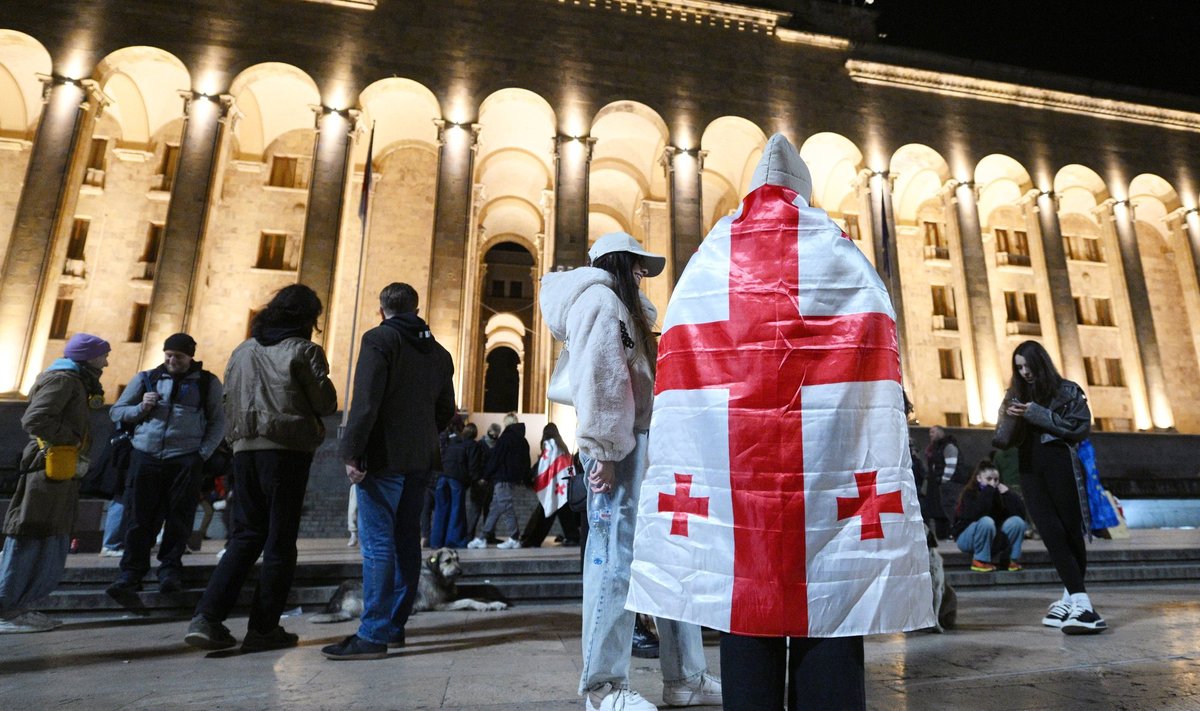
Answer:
[{"xmin": 547, "ymin": 341, "xmax": 573, "ymax": 406}]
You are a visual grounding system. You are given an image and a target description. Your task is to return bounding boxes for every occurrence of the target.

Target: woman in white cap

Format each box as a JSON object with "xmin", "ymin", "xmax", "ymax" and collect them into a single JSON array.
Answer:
[{"xmin": 540, "ymin": 233, "xmax": 721, "ymax": 711}]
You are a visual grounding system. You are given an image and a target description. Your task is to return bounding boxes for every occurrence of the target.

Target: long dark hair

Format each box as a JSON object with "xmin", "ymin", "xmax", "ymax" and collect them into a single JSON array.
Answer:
[
  {"xmin": 252, "ymin": 284, "xmax": 323, "ymax": 335},
  {"xmin": 955, "ymin": 459, "xmax": 998, "ymax": 513},
  {"xmin": 592, "ymin": 251, "xmax": 655, "ymax": 369},
  {"xmin": 542, "ymin": 422, "xmax": 570, "ymax": 456},
  {"xmin": 1010, "ymin": 340, "xmax": 1063, "ymax": 406}
]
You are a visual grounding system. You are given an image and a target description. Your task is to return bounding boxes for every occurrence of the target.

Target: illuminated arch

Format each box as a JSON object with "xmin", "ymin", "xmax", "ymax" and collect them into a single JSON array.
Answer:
[
  {"xmin": 890, "ymin": 144, "xmax": 950, "ymax": 224},
  {"xmin": 356, "ymin": 77, "xmax": 441, "ymax": 168},
  {"xmin": 700, "ymin": 116, "xmax": 767, "ymax": 230},
  {"xmin": 228, "ymin": 63, "xmax": 320, "ymax": 160},
  {"xmin": 0, "ymin": 30, "xmax": 52, "ymax": 134},
  {"xmin": 799, "ymin": 132, "xmax": 863, "ymax": 210},
  {"xmin": 975, "ymin": 154, "xmax": 1033, "ymax": 228}
]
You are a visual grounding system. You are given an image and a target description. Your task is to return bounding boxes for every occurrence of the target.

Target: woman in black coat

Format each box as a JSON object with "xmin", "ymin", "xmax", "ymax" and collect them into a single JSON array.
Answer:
[{"xmin": 997, "ymin": 340, "xmax": 1103, "ymax": 634}]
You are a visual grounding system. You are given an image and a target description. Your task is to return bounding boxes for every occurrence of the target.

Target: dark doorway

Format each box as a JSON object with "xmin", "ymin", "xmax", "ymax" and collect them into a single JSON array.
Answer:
[{"xmin": 483, "ymin": 346, "xmax": 520, "ymax": 412}]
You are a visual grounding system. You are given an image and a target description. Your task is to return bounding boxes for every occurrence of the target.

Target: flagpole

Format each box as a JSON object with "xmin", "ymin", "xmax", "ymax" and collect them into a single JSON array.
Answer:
[{"xmin": 340, "ymin": 122, "xmax": 375, "ymax": 433}]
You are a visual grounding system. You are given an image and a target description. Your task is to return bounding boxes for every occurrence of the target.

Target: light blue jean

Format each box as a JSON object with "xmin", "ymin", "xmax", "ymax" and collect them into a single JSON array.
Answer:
[
  {"xmin": 956, "ymin": 515, "xmax": 1027, "ymax": 563},
  {"xmin": 356, "ymin": 472, "xmax": 426, "ymax": 645},
  {"xmin": 102, "ymin": 498, "xmax": 125, "ymax": 551},
  {"xmin": 579, "ymin": 431, "xmax": 707, "ymax": 694},
  {"xmin": 0, "ymin": 535, "xmax": 70, "ymax": 619}
]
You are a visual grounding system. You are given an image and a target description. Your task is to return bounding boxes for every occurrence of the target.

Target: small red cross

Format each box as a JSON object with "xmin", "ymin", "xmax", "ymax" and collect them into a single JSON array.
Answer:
[
  {"xmin": 836, "ymin": 470, "xmax": 903, "ymax": 540},
  {"xmin": 658, "ymin": 473, "xmax": 709, "ymax": 537}
]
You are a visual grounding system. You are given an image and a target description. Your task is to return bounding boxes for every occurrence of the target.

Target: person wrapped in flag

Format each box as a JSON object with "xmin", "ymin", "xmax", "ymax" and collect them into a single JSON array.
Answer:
[
  {"xmin": 627, "ymin": 134, "xmax": 933, "ymax": 710},
  {"xmin": 540, "ymin": 232, "xmax": 722, "ymax": 710}
]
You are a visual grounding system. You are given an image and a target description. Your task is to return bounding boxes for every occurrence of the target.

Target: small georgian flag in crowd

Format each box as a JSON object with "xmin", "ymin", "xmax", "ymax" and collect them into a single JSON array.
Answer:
[
  {"xmin": 534, "ymin": 438, "xmax": 573, "ymax": 517},
  {"xmin": 627, "ymin": 134, "xmax": 933, "ymax": 638}
]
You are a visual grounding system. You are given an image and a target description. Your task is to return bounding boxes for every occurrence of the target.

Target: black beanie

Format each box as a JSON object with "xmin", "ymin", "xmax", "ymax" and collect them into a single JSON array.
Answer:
[{"xmin": 164, "ymin": 332, "xmax": 197, "ymax": 357}]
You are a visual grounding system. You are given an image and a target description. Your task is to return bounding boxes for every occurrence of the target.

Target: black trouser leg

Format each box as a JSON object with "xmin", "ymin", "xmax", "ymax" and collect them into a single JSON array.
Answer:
[
  {"xmin": 557, "ymin": 504, "xmax": 580, "ymax": 541},
  {"xmin": 521, "ymin": 506, "xmax": 552, "ymax": 547},
  {"xmin": 720, "ymin": 634, "xmax": 787, "ymax": 710},
  {"xmin": 1021, "ymin": 446, "xmax": 1086, "ymax": 593},
  {"xmin": 119, "ymin": 452, "xmax": 169, "ymax": 581},
  {"xmin": 157, "ymin": 455, "xmax": 202, "ymax": 579},
  {"xmin": 788, "ymin": 636, "xmax": 865, "ymax": 711}
]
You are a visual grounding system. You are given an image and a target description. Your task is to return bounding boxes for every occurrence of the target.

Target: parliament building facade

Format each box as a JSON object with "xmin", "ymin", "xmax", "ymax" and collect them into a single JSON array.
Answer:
[{"xmin": 2, "ymin": 0, "xmax": 1200, "ymax": 437}]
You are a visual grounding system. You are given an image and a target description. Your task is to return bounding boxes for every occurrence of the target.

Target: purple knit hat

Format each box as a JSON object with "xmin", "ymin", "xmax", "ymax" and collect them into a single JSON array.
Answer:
[{"xmin": 64, "ymin": 333, "xmax": 111, "ymax": 362}]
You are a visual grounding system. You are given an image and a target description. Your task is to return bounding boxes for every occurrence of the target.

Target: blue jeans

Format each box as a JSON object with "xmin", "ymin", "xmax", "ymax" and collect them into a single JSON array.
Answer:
[
  {"xmin": 0, "ymin": 535, "xmax": 70, "ymax": 618},
  {"xmin": 102, "ymin": 498, "xmax": 125, "ymax": 550},
  {"xmin": 430, "ymin": 477, "xmax": 468, "ymax": 548},
  {"xmin": 956, "ymin": 515, "xmax": 1027, "ymax": 562},
  {"xmin": 579, "ymin": 431, "xmax": 707, "ymax": 694},
  {"xmin": 356, "ymin": 471, "xmax": 427, "ymax": 645}
]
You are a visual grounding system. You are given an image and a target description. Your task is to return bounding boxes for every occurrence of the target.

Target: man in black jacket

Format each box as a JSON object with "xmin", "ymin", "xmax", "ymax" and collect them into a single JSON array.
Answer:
[{"xmin": 322, "ymin": 283, "xmax": 455, "ymax": 661}]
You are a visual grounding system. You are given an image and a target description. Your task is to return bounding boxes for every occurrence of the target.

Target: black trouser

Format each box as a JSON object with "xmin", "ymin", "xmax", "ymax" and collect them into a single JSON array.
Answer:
[
  {"xmin": 119, "ymin": 451, "xmax": 203, "ymax": 582},
  {"xmin": 720, "ymin": 634, "xmax": 865, "ymax": 711},
  {"xmin": 419, "ymin": 476, "xmax": 436, "ymax": 542},
  {"xmin": 194, "ymin": 450, "xmax": 311, "ymax": 633},
  {"xmin": 1020, "ymin": 441, "xmax": 1086, "ymax": 593},
  {"xmin": 465, "ymin": 479, "xmax": 492, "ymax": 538},
  {"xmin": 520, "ymin": 503, "xmax": 581, "ymax": 547}
]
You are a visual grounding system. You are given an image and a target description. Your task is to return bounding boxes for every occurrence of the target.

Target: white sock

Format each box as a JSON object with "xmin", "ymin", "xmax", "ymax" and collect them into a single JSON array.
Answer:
[
  {"xmin": 1061, "ymin": 588, "xmax": 1071, "ymax": 603},
  {"xmin": 1070, "ymin": 592, "xmax": 1092, "ymax": 611}
]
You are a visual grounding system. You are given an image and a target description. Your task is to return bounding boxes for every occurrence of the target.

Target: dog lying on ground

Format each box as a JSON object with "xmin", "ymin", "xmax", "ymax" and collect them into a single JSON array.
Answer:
[{"xmin": 311, "ymin": 547, "xmax": 507, "ymax": 623}]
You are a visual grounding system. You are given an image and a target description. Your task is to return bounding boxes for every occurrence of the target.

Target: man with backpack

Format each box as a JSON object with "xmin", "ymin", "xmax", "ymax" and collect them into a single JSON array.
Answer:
[{"xmin": 106, "ymin": 333, "xmax": 226, "ymax": 599}]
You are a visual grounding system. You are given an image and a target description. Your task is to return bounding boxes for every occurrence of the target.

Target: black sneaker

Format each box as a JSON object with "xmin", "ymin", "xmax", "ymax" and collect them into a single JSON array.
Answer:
[
  {"xmin": 1061, "ymin": 606, "xmax": 1107, "ymax": 635},
  {"xmin": 184, "ymin": 616, "xmax": 237, "ymax": 650},
  {"xmin": 387, "ymin": 632, "xmax": 405, "ymax": 649},
  {"xmin": 105, "ymin": 577, "xmax": 142, "ymax": 605},
  {"xmin": 159, "ymin": 576, "xmax": 183, "ymax": 595},
  {"xmin": 322, "ymin": 634, "xmax": 388, "ymax": 660},
  {"xmin": 1041, "ymin": 600, "xmax": 1071, "ymax": 628},
  {"xmin": 631, "ymin": 616, "xmax": 660, "ymax": 659},
  {"xmin": 242, "ymin": 626, "xmax": 299, "ymax": 652}
]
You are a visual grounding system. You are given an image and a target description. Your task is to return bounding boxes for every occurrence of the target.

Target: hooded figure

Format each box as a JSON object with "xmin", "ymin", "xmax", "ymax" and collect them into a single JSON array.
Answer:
[{"xmin": 627, "ymin": 135, "xmax": 931, "ymax": 710}]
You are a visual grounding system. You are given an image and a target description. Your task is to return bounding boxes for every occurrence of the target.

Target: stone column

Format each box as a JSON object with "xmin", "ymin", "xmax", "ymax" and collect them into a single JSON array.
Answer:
[
  {"xmin": 951, "ymin": 179, "xmax": 1003, "ymax": 421},
  {"xmin": 865, "ymin": 170, "xmax": 913, "ymax": 390},
  {"xmin": 663, "ymin": 147, "xmax": 705, "ymax": 283},
  {"xmin": 1108, "ymin": 199, "xmax": 1173, "ymax": 429},
  {"xmin": 552, "ymin": 135, "xmax": 594, "ymax": 269},
  {"xmin": 1032, "ymin": 190, "xmax": 1086, "ymax": 386},
  {"xmin": 300, "ymin": 107, "xmax": 357, "ymax": 341},
  {"xmin": 0, "ymin": 76, "xmax": 92, "ymax": 394},
  {"xmin": 427, "ymin": 120, "xmax": 479, "ymax": 391},
  {"xmin": 1183, "ymin": 208, "xmax": 1200, "ymax": 302},
  {"xmin": 141, "ymin": 92, "xmax": 230, "ymax": 367}
]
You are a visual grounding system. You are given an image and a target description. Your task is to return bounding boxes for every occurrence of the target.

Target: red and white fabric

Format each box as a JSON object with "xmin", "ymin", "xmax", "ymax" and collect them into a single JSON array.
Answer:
[
  {"xmin": 533, "ymin": 438, "xmax": 573, "ymax": 516},
  {"xmin": 627, "ymin": 134, "xmax": 933, "ymax": 638}
]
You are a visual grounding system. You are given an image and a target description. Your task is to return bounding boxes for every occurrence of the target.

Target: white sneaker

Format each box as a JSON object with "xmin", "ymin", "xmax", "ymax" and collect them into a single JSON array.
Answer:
[
  {"xmin": 98, "ymin": 548, "xmax": 123, "ymax": 558},
  {"xmin": 0, "ymin": 612, "xmax": 57, "ymax": 634},
  {"xmin": 586, "ymin": 687, "xmax": 658, "ymax": 711},
  {"xmin": 347, "ymin": 533, "xmax": 358, "ymax": 547},
  {"xmin": 1061, "ymin": 604, "xmax": 1107, "ymax": 634},
  {"xmin": 1042, "ymin": 600, "xmax": 1071, "ymax": 628},
  {"xmin": 467, "ymin": 538, "xmax": 487, "ymax": 549},
  {"xmin": 22, "ymin": 610, "xmax": 63, "ymax": 629},
  {"xmin": 215, "ymin": 547, "xmax": 227, "ymax": 561},
  {"xmin": 497, "ymin": 538, "xmax": 521, "ymax": 549},
  {"xmin": 663, "ymin": 672, "xmax": 722, "ymax": 707}
]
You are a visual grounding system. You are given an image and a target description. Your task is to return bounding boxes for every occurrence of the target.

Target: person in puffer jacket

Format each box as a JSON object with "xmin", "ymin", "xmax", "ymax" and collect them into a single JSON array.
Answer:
[
  {"xmin": 185, "ymin": 284, "xmax": 337, "ymax": 653},
  {"xmin": 106, "ymin": 332, "xmax": 225, "ymax": 600},
  {"xmin": 540, "ymin": 232, "xmax": 721, "ymax": 711}
]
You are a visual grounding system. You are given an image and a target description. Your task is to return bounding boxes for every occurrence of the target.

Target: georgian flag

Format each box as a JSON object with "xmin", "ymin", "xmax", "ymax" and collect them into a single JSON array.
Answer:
[
  {"xmin": 627, "ymin": 134, "xmax": 933, "ymax": 637},
  {"xmin": 534, "ymin": 438, "xmax": 573, "ymax": 516}
]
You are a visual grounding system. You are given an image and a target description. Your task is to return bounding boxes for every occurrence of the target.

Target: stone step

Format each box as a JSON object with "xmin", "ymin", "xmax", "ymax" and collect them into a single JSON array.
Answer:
[{"xmin": 948, "ymin": 562, "xmax": 1200, "ymax": 588}]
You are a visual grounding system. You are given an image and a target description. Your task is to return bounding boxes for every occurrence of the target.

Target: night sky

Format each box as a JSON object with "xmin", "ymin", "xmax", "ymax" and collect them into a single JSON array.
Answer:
[{"xmin": 872, "ymin": 0, "xmax": 1200, "ymax": 100}]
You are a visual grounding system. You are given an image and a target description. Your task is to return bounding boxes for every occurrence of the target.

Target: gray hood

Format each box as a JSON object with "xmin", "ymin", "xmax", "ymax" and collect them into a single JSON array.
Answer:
[{"xmin": 540, "ymin": 267, "xmax": 658, "ymax": 341}]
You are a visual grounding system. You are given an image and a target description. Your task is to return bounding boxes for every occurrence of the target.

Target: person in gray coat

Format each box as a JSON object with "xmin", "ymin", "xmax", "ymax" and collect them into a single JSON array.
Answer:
[{"xmin": 106, "ymin": 333, "xmax": 225, "ymax": 599}]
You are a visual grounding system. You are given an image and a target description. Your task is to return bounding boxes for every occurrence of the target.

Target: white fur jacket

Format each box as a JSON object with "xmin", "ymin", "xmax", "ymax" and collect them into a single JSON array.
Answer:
[{"xmin": 539, "ymin": 267, "xmax": 657, "ymax": 463}]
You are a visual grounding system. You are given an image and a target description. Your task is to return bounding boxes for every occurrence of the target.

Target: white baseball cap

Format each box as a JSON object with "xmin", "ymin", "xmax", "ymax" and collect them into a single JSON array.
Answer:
[{"xmin": 587, "ymin": 231, "xmax": 666, "ymax": 278}]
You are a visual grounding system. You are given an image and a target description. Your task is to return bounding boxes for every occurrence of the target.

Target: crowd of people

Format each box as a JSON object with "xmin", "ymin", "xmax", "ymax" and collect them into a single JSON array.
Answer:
[{"xmin": 0, "ymin": 225, "xmax": 1109, "ymax": 711}]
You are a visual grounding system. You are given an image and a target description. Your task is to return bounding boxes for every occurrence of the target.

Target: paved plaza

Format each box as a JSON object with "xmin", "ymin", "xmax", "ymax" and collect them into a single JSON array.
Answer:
[{"xmin": 1, "ymin": 581, "xmax": 1198, "ymax": 710}]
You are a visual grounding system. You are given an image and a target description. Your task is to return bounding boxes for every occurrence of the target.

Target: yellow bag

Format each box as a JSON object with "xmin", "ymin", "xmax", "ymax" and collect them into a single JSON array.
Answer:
[{"xmin": 37, "ymin": 438, "xmax": 80, "ymax": 481}]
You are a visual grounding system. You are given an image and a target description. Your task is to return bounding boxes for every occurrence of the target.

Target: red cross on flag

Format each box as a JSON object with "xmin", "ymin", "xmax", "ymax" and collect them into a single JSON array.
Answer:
[
  {"xmin": 534, "ymin": 438, "xmax": 573, "ymax": 516},
  {"xmin": 627, "ymin": 134, "xmax": 933, "ymax": 638}
]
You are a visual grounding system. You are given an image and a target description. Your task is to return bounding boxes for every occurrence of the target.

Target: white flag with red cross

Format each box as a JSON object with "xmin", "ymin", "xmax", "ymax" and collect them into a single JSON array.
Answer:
[
  {"xmin": 534, "ymin": 438, "xmax": 573, "ymax": 516},
  {"xmin": 627, "ymin": 134, "xmax": 933, "ymax": 637}
]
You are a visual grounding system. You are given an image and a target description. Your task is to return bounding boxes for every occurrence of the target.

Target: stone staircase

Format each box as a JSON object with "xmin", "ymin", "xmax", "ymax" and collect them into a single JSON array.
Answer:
[{"xmin": 36, "ymin": 532, "xmax": 1200, "ymax": 617}]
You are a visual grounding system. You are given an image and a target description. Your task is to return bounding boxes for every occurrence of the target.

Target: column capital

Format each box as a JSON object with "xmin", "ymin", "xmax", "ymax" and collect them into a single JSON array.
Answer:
[
  {"xmin": 434, "ymin": 119, "xmax": 481, "ymax": 147},
  {"xmin": 310, "ymin": 105, "xmax": 362, "ymax": 133},
  {"xmin": 553, "ymin": 133, "xmax": 597, "ymax": 161},
  {"xmin": 178, "ymin": 90, "xmax": 234, "ymax": 119},
  {"xmin": 661, "ymin": 146, "xmax": 707, "ymax": 173}
]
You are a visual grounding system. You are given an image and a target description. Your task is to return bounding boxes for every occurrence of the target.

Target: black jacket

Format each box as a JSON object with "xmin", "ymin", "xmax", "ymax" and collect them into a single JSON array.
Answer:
[
  {"xmin": 339, "ymin": 314, "xmax": 456, "ymax": 474},
  {"xmin": 442, "ymin": 435, "xmax": 485, "ymax": 483},
  {"xmin": 485, "ymin": 423, "xmax": 530, "ymax": 484},
  {"xmin": 953, "ymin": 486, "xmax": 1027, "ymax": 539}
]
